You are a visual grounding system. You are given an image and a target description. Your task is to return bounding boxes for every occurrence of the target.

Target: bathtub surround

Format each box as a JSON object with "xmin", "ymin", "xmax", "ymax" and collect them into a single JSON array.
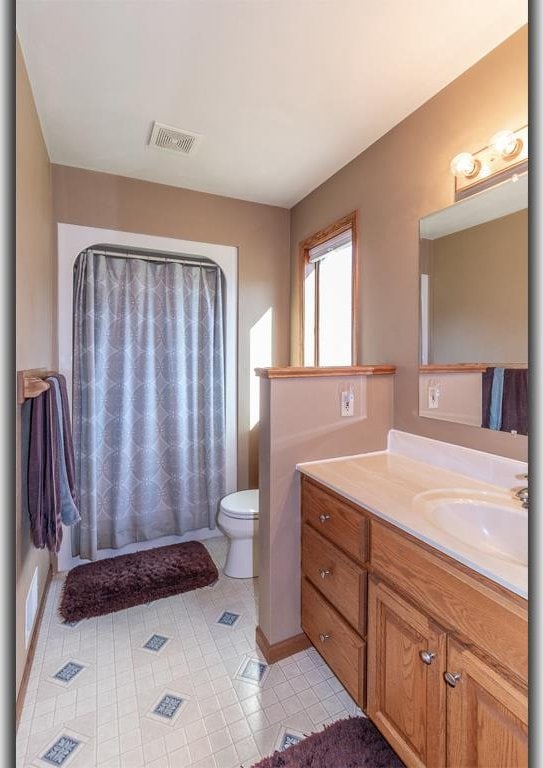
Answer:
[
  {"xmin": 59, "ymin": 541, "xmax": 218, "ymax": 622},
  {"xmin": 289, "ymin": 25, "xmax": 527, "ymax": 462},
  {"xmin": 256, "ymin": 368, "xmax": 395, "ymax": 656}
]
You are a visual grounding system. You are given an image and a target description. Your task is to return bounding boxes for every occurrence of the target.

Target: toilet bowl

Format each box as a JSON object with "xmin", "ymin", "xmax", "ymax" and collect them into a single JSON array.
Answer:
[{"xmin": 217, "ymin": 489, "xmax": 259, "ymax": 578}]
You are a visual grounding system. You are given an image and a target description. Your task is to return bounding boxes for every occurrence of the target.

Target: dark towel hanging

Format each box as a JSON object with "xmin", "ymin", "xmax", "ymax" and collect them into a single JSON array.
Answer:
[
  {"xmin": 501, "ymin": 369, "xmax": 528, "ymax": 436},
  {"xmin": 49, "ymin": 373, "xmax": 78, "ymax": 505},
  {"xmin": 481, "ymin": 367, "xmax": 494, "ymax": 429},
  {"xmin": 26, "ymin": 387, "xmax": 63, "ymax": 553}
]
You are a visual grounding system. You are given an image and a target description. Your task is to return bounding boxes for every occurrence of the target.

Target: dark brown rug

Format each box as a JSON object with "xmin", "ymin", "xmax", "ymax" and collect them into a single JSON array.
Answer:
[
  {"xmin": 249, "ymin": 716, "xmax": 404, "ymax": 768},
  {"xmin": 59, "ymin": 541, "xmax": 218, "ymax": 622}
]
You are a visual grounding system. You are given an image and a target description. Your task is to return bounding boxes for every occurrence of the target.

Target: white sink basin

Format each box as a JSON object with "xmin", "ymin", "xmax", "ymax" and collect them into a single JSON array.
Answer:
[{"xmin": 414, "ymin": 489, "xmax": 527, "ymax": 566}]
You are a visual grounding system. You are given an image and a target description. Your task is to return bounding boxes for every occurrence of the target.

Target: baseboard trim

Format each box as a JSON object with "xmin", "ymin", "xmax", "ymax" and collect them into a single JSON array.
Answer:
[
  {"xmin": 255, "ymin": 625, "xmax": 311, "ymax": 664},
  {"xmin": 16, "ymin": 565, "xmax": 52, "ymax": 728}
]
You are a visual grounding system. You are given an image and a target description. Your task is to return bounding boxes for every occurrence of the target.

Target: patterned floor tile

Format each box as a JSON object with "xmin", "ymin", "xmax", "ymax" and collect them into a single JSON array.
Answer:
[
  {"xmin": 235, "ymin": 657, "xmax": 269, "ymax": 686},
  {"xmin": 275, "ymin": 726, "xmax": 305, "ymax": 752},
  {"xmin": 147, "ymin": 691, "xmax": 188, "ymax": 726},
  {"xmin": 142, "ymin": 633, "xmax": 170, "ymax": 654},
  {"xmin": 215, "ymin": 611, "xmax": 241, "ymax": 628},
  {"xmin": 50, "ymin": 662, "xmax": 86, "ymax": 687},
  {"xmin": 18, "ymin": 536, "xmax": 357, "ymax": 768}
]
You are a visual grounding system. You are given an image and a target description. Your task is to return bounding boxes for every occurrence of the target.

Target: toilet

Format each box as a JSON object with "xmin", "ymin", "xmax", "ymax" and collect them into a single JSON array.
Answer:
[{"xmin": 217, "ymin": 489, "xmax": 259, "ymax": 578}]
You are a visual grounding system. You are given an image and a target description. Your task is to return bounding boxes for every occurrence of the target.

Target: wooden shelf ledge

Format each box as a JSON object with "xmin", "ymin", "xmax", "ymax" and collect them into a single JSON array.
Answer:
[
  {"xmin": 419, "ymin": 364, "xmax": 489, "ymax": 374},
  {"xmin": 255, "ymin": 365, "xmax": 396, "ymax": 379}
]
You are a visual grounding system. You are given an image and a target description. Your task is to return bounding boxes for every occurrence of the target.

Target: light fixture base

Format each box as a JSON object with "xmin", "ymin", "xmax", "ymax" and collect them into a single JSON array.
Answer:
[{"xmin": 454, "ymin": 125, "xmax": 528, "ymax": 200}]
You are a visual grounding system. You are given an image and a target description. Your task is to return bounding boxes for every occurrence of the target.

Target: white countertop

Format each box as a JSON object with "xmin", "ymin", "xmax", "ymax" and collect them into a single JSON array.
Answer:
[{"xmin": 297, "ymin": 450, "xmax": 527, "ymax": 599}]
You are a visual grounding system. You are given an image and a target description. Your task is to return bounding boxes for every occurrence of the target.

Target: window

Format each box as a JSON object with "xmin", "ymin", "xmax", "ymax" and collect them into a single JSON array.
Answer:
[{"xmin": 299, "ymin": 211, "xmax": 358, "ymax": 366}]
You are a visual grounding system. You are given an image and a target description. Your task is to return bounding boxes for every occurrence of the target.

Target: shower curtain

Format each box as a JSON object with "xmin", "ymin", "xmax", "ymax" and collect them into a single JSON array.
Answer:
[{"xmin": 72, "ymin": 250, "xmax": 226, "ymax": 560}]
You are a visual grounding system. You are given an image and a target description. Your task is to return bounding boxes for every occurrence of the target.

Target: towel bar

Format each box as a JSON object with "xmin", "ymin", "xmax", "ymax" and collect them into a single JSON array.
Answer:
[{"xmin": 17, "ymin": 369, "xmax": 57, "ymax": 404}]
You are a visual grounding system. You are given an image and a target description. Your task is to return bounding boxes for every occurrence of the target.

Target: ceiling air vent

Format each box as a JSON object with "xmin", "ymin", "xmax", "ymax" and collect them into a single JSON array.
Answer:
[{"xmin": 148, "ymin": 121, "xmax": 201, "ymax": 156}]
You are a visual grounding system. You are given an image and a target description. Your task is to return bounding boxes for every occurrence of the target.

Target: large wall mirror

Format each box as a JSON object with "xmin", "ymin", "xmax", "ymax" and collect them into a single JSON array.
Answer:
[{"xmin": 419, "ymin": 173, "xmax": 528, "ymax": 434}]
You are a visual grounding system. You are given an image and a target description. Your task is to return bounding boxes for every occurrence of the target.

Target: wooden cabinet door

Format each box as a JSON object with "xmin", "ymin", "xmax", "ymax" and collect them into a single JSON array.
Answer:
[
  {"xmin": 367, "ymin": 577, "xmax": 447, "ymax": 768},
  {"xmin": 446, "ymin": 639, "xmax": 528, "ymax": 768}
]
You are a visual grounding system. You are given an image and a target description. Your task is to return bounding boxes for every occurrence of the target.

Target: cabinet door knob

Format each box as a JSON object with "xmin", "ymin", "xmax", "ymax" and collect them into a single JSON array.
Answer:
[
  {"xmin": 319, "ymin": 569, "xmax": 332, "ymax": 579},
  {"xmin": 444, "ymin": 671, "xmax": 462, "ymax": 687},
  {"xmin": 419, "ymin": 650, "xmax": 436, "ymax": 665},
  {"xmin": 319, "ymin": 513, "xmax": 331, "ymax": 523},
  {"xmin": 318, "ymin": 633, "xmax": 330, "ymax": 643}
]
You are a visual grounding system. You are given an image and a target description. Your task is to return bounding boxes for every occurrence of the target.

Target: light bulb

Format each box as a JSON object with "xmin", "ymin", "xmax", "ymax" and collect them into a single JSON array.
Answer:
[
  {"xmin": 449, "ymin": 152, "xmax": 479, "ymax": 178},
  {"xmin": 490, "ymin": 130, "xmax": 521, "ymax": 158}
]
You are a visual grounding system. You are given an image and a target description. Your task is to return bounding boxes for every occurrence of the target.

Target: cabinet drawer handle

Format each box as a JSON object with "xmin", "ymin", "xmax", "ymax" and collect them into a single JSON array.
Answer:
[
  {"xmin": 319, "ymin": 569, "xmax": 332, "ymax": 579},
  {"xmin": 318, "ymin": 633, "xmax": 330, "ymax": 643},
  {"xmin": 419, "ymin": 650, "xmax": 436, "ymax": 665},
  {"xmin": 444, "ymin": 671, "xmax": 462, "ymax": 687},
  {"xmin": 319, "ymin": 513, "xmax": 331, "ymax": 523}
]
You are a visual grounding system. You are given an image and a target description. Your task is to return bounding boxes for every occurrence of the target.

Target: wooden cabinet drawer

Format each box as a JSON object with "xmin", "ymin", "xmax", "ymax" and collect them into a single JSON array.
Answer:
[
  {"xmin": 371, "ymin": 521, "xmax": 528, "ymax": 686},
  {"xmin": 301, "ymin": 577, "xmax": 365, "ymax": 706},
  {"xmin": 302, "ymin": 522, "xmax": 367, "ymax": 635},
  {"xmin": 302, "ymin": 477, "xmax": 368, "ymax": 564}
]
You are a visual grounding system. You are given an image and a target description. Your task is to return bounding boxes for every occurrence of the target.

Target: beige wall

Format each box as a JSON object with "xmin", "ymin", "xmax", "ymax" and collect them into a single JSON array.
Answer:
[
  {"xmin": 16, "ymin": 38, "xmax": 55, "ymax": 696},
  {"xmin": 419, "ymin": 372, "xmax": 482, "ymax": 427},
  {"xmin": 52, "ymin": 165, "xmax": 291, "ymax": 489},
  {"xmin": 290, "ymin": 26, "xmax": 528, "ymax": 461},
  {"xmin": 429, "ymin": 209, "xmax": 528, "ymax": 364},
  {"xmin": 258, "ymin": 373, "xmax": 394, "ymax": 645}
]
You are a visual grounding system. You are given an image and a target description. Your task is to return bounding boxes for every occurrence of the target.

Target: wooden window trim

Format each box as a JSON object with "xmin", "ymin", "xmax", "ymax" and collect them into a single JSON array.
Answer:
[{"xmin": 298, "ymin": 210, "xmax": 359, "ymax": 366}]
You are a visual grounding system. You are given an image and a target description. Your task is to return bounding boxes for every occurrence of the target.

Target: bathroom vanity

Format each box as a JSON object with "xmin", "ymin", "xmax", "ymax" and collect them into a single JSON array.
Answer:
[{"xmin": 298, "ymin": 434, "xmax": 528, "ymax": 768}]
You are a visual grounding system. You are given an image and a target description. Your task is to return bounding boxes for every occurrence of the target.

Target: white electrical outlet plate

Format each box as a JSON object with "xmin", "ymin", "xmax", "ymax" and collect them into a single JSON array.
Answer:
[
  {"xmin": 341, "ymin": 390, "xmax": 355, "ymax": 417},
  {"xmin": 428, "ymin": 386, "xmax": 440, "ymax": 409}
]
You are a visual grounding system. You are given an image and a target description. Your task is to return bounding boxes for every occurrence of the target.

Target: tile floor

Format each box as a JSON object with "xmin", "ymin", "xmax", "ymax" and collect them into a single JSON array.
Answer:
[{"xmin": 17, "ymin": 537, "xmax": 363, "ymax": 768}]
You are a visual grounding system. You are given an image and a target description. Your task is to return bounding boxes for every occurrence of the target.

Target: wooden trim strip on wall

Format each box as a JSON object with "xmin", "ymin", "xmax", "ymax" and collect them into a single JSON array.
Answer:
[
  {"xmin": 255, "ymin": 625, "xmax": 311, "ymax": 664},
  {"xmin": 419, "ymin": 364, "xmax": 489, "ymax": 373},
  {"xmin": 16, "ymin": 566, "xmax": 52, "ymax": 728},
  {"xmin": 255, "ymin": 365, "xmax": 396, "ymax": 379}
]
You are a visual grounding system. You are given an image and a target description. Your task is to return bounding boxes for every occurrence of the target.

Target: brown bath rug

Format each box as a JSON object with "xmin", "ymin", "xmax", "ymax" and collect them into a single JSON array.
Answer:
[
  {"xmin": 249, "ymin": 716, "xmax": 405, "ymax": 768},
  {"xmin": 59, "ymin": 541, "xmax": 218, "ymax": 622}
]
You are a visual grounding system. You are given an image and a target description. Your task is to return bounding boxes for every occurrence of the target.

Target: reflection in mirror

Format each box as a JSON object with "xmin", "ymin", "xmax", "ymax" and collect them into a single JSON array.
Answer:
[{"xmin": 419, "ymin": 174, "xmax": 528, "ymax": 434}]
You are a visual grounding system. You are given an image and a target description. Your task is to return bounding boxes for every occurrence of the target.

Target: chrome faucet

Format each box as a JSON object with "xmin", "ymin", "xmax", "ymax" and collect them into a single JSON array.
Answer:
[{"xmin": 514, "ymin": 473, "xmax": 528, "ymax": 509}]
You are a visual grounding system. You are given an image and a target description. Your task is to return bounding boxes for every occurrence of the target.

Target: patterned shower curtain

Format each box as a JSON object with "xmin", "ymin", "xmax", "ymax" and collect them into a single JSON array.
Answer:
[{"xmin": 72, "ymin": 250, "xmax": 226, "ymax": 560}]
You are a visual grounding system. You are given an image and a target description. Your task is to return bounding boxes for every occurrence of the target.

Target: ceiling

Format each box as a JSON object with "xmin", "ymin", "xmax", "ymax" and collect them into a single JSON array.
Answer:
[{"xmin": 16, "ymin": 1, "xmax": 526, "ymax": 208}]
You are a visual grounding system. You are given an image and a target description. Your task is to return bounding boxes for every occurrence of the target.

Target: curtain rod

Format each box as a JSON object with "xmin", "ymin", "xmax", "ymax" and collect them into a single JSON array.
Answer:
[{"xmin": 86, "ymin": 246, "xmax": 217, "ymax": 269}]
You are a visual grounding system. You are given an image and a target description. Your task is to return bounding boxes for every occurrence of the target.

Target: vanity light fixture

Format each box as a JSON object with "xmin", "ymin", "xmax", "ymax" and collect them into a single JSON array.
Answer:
[
  {"xmin": 449, "ymin": 152, "xmax": 480, "ymax": 179},
  {"xmin": 489, "ymin": 129, "xmax": 523, "ymax": 159},
  {"xmin": 450, "ymin": 125, "xmax": 527, "ymax": 199}
]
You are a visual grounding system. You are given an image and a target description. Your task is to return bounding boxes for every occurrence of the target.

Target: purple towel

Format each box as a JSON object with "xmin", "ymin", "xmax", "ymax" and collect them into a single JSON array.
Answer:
[
  {"xmin": 481, "ymin": 367, "xmax": 494, "ymax": 428},
  {"xmin": 48, "ymin": 373, "xmax": 77, "ymax": 505},
  {"xmin": 27, "ymin": 388, "xmax": 63, "ymax": 553},
  {"xmin": 501, "ymin": 369, "xmax": 528, "ymax": 436}
]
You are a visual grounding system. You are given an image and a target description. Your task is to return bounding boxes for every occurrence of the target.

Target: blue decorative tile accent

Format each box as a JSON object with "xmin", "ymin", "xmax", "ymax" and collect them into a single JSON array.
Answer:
[
  {"xmin": 53, "ymin": 662, "xmax": 85, "ymax": 684},
  {"xmin": 217, "ymin": 611, "xmax": 240, "ymax": 627},
  {"xmin": 153, "ymin": 694, "xmax": 184, "ymax": 719},
  {"xmin": 42, "ymin": 735, "xmax": 80, "ymax": 765},
  {"xmin": 279, "ymin": 732, "xmax": 303, "ymax": 751},
  {"xmin": 143, "ymin": 634, "xmax": 169, "ymax": 652},
  {"xmin": 240, "ymin": 658, "xmax": 268, "ymax": 683}
]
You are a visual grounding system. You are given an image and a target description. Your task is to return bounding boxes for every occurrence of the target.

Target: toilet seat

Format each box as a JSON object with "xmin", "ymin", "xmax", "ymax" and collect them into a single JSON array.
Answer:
[{"xmin": 220, "ymin": 489, "xmax": 259, "ymax": 520}]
